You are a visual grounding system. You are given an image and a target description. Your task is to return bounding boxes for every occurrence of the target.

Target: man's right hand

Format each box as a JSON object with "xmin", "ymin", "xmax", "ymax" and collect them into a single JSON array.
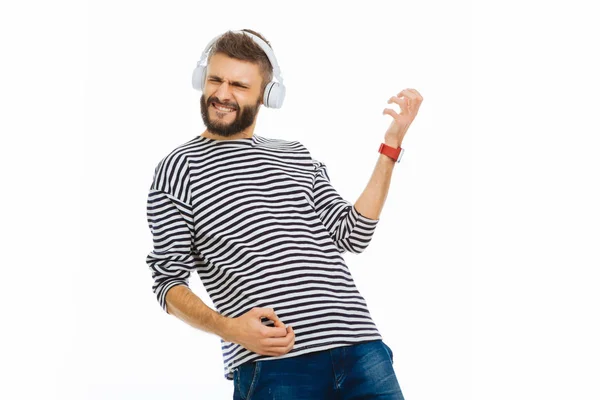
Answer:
[{"xmin": 228, "ymin": 307, "xmax": 295, "ymax": 356}]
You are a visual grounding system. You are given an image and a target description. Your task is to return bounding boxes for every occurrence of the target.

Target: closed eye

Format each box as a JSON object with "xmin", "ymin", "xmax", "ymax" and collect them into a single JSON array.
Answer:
[{"xmin": 208, "ymin": 77, "xmax": 249, "ymax": 89}]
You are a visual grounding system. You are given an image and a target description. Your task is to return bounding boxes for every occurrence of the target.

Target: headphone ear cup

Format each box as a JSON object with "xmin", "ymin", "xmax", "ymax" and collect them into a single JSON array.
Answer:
[
  {"xmin": 192, "ymin": 64, "xmax": 207, "ymax": 91},
  {"xmin": 263, "ymin": 81, "xmax": 286, "ymax": 109}
]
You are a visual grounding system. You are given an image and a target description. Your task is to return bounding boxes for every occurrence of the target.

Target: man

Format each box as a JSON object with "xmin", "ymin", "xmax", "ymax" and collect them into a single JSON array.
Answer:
[{"xmin": 145, "ymin": 29, "xmax": 422, "ymax": 399}]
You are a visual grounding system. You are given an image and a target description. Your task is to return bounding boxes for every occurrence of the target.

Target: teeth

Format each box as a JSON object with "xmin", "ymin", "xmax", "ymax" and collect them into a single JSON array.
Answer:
[{"xmin": 214, "ymin": 103, "xmax": 235, "ymax": 112}]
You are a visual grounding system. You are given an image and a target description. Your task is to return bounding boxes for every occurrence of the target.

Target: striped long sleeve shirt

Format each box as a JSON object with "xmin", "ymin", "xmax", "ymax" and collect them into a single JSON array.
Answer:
[{"xmin": 145, "ymin": 134, "xmax": 384, "ymax": 380}]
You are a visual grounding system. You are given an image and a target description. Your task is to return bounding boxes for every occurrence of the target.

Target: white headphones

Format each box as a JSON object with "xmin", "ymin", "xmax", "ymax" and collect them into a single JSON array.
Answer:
[{"xmin": 191, "ymin": 30, "xmax": 286, "ymax": 109}]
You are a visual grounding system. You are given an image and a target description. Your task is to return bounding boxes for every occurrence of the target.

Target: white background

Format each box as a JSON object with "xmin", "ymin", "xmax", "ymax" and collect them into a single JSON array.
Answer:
[{"xmin": 1, "ymin": 0, "xmax": 599, "ymax": 399}]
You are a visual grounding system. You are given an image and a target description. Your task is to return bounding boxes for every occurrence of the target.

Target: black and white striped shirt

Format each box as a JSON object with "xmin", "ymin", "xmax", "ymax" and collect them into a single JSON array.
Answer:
[{"xmin": 145, "ymin": 134, "xmax": 384, "ymax": 380}]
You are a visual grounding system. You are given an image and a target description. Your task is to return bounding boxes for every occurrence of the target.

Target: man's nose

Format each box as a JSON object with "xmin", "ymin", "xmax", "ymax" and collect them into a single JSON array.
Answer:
[{"xmin": 214, "ymin": 82, "xmax": 232, "ymax": 100}]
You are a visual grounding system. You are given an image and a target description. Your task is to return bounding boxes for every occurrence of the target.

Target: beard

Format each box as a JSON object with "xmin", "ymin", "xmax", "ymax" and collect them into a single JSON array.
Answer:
[{"xmin": 200, "ymin": 93, "xmax": 261, "ymax": 137}]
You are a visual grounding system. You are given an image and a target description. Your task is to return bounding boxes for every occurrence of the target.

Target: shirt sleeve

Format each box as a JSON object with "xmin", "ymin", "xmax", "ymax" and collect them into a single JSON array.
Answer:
[
  {"xmin": 146, "ymin": 190, "xmax": 199, "ymax": 313},
  {"xmin": 312, "ymin": 159, "xmax": 380, "ymax": 254},
  {"xmin": 145, "ymin": 152, "xmax": 199, "ymax": 313}
]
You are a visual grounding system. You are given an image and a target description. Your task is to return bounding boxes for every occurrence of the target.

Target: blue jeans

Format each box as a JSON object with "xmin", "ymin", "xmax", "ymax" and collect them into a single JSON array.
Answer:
[{"xmin": 232, "ymin": 339, "xmax": 405, "ymax": 399}]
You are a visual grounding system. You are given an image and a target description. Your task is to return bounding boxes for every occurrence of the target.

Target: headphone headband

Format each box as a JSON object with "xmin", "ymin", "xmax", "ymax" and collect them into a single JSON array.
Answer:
[{"xmin": 197, "ymin": 30, "xmax": 283, "ymax": 83}]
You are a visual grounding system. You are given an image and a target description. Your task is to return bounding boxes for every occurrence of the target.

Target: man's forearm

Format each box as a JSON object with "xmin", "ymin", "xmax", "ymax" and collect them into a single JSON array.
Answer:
[
  {"xmin": 165, "ymin": 285, "xmax": 234, "ymax": 342},
  {"xmin": 354, "ymin": 138, "xmax": 401, "ymax": 220}
]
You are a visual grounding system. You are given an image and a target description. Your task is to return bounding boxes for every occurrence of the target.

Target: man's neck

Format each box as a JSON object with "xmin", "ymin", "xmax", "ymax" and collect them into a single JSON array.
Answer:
[{"xmin": 201, "ymin": 131, "xmax": 254, "ymax": 140}]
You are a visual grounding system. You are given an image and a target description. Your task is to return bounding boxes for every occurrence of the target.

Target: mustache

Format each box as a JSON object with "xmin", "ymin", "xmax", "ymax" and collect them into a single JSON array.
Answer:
[{"xmin": 207, "ymin": 96, "xmax": 238, "ymax": 110}]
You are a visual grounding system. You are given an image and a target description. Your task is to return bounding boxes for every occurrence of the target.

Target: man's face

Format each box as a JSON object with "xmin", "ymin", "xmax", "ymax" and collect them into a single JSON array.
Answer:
[{"xmin": 200, "ymin": 52, "xmax": 263, "ymax": 137}]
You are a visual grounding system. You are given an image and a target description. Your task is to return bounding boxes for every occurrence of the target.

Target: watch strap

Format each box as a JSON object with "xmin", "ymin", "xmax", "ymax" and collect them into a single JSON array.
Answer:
[{"xmin": 378, "ymin": 142, "xmax": 405, "ymax": 164}]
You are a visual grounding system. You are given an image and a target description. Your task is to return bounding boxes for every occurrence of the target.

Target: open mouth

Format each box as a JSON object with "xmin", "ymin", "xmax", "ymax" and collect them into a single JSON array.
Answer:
[{"xmin": 212, "ymin": 102, "xmax": 237, "ymax": 113}]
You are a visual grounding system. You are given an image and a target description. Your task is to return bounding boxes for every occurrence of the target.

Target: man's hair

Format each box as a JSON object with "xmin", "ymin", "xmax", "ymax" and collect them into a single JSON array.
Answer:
[{"xmin": 207, "ymin": 29, "xmax": 274, "ymax": 99}]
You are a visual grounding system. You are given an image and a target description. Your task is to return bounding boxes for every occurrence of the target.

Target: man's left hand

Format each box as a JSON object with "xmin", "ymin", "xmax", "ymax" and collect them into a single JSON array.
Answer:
[{"xmin": 383, "ymin": 88, "xmax": 423, "ymax": 147}]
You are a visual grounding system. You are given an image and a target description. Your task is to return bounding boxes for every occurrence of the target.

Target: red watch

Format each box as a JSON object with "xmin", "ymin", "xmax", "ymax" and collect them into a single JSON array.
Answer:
[{"xmin": 378, "ymin": 142, "xmax": 405, "ymax": 164}]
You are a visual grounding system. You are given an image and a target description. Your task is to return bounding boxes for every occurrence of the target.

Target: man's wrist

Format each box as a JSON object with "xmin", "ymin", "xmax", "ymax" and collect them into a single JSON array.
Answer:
[
  {"xmin": 383, "ymin": 138, "xmax": 402, "ymax": 148},
  {"xmin": 379, "ymin": 139, "xmax": 405, "ymax": 164},
  {"xmin": 218, "ymin": 316, "xmax": 237, "ymax": 343}
]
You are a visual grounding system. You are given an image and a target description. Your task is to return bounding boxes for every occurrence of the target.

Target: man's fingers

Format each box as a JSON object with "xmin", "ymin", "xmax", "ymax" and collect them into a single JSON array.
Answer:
[
  {"xmin": 257, "ymin": 308, "xmax": 288, "ymax": 336},
  {"xmin": 383, "ymin": 108, "xmax": 400, "ymax": 119},
  {"xmin": 397, "ymin": 89, "xmax": 416, "ymax": 99},
  {"xmin": 270, "ymin": 312, "xmax": 286, "ymax": 327},
  {"xmin": 257, "ymin": 307, "xmax": 280, "ymax": 324},
  {"xmin": 388, "ymin": 96, "xmax": 409, "ymax": 109},
  {"xmin": 262, "ymin": 326, "xmax": 295, "ymax": 347},
  {"xmin": 263, "ymin": 308, "xmax": 284, "ymax": 326}
]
